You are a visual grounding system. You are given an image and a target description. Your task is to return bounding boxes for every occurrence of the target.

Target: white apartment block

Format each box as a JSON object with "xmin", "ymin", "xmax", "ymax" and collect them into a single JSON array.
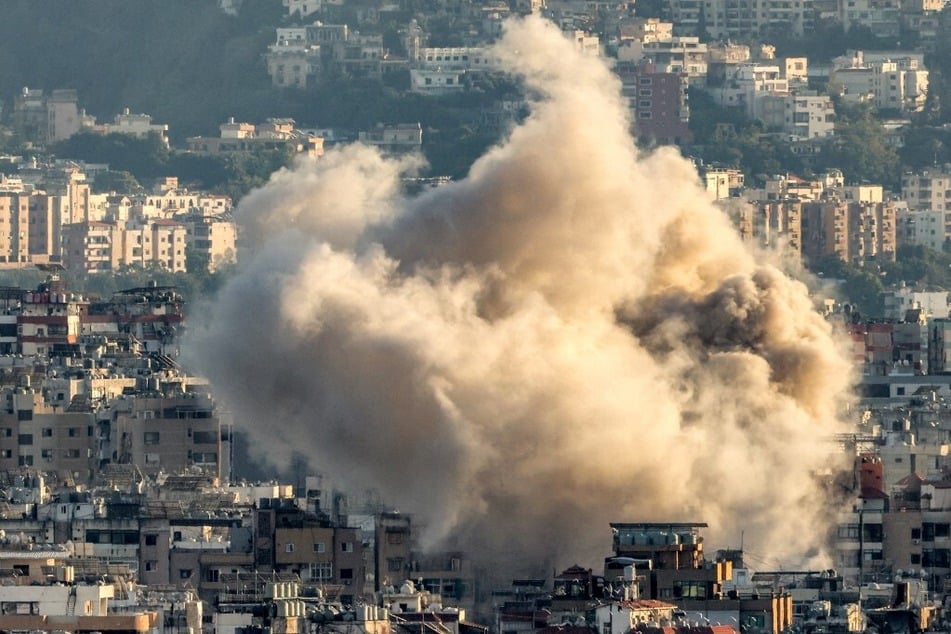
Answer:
[
  {"xmin": 757, "ymin": 93, "xmax": 835, "ymax": 140},
  {"xmin": 902, "ymin": 167, "xmax": 951, "ymax": 211},
  {"xmin": 410, "ymin": 47, "xmax": 494, "ymax": 94},
  {"xmin": 410, "ymin": 69, "xmax": 467, "ymax": 93},
  {"xmin": 415, "ymin": 47, "xmax": 493, "ymax": 71},
  {"xmin": 89, "ymin": 109, "xmax": 169, "ymax": 146},
  {"xmin": 712, "ymin": 63, "xmax": 788, "ymax": 117},
  {"xmin": 831, "ymin": 57, "xmax": 929, "ymax": 113},
  {"xmin": 906, "ymin": 209, "xmax": 948, "ymax": 251},
  {"xmin": 883, "ymin": 286, "xmax": 949, "ymax": 320},
  {"xmin": 639, "ymin": 37, "xmax": 708, "ymax": 85}
]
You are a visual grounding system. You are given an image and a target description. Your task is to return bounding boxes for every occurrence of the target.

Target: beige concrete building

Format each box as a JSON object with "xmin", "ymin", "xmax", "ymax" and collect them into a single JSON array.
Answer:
[
  {"xmin": 11, "ymin": 89, "xmax": 82, "ymax": 145},
  {"xmin": 903, "ymin": 166, "xmax": 951, "ymax": 212},
  {"xmin": 62, "ymin": 220, "xmax": 187, "ymax": 274},
  {"xmin": 801, "ymin": 200, "xmax": 897, "ymax": 266},
  {"xmin": 187, "ymin": 217, "xmax": 237, "ymax": 273},
  {"xmin": 0, "ymin": 391, "xmax": 96, "ymax": 482},
  {"xmin": 187, "ymin": 118, "xmax": 324, "ymax": 158},
  {"xmin": 114, "ymin": 393, "xmax": 227, "ymax": 480}
]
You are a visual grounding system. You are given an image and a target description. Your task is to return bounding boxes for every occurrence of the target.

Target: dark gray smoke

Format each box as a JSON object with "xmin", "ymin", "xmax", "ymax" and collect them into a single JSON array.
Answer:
[{"xmin": 186, "ymin": 16, "xmax": 853, "ymax": 575}]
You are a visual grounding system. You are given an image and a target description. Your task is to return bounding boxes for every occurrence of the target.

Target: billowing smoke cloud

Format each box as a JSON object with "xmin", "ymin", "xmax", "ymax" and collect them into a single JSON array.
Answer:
[{"xmin": 186, "ymin": 16, "xmax": 853, "ymax": 577}]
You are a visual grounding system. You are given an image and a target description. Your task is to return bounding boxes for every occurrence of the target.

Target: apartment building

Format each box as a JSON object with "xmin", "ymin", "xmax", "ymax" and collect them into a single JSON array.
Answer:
[
  {"xmin": 801, "ymin": 200, "xmax": 897, "ymax": 266},
  {"xmin": 702, "ymin": 168, "xmax": 745, "ymax": 200},
  {"xmin": 375, "ymin": 512, "xmax": 412, "ymax": 592},
  {"xmin": 0, "ymin": 387, "xmax": 95, "ymax": 481},
  {"xmin": 832, "ymin": 55, "xmax": 929, "ymax": 113},
  {"xmin": 607, "ymin": 523, "xmax": 793, "ymax": 634},
  {"xmin": 409, "ymin": 47, "xmax": 493, "ymax": 94},
  {"xmin": 621, "ymin": 66, "xmax": 691, "ymax": 146},
  {"xmin": 755, "ymin": 93, "xmax": 835, "ymax": 140},
  {"xmin": 664, "ymin": 0, "xmax": 814, "ymax": 38},
  {"xmin": 639, "ymin": 37, "xmax": 708, "ymax": 85},
  {"xmin": 358, "ymin": 123, "xmax": 423, "ymax": 153},
  {"xmin": 711, "ymin": 63, "xmax": 788, "ymax": 117},
  {"xmin": 839, "ymin": 0, "xmax": 901, "ymax": 37},
  {"xmin": 62, "ymin": 220, "xmax": 187, "ymax": 274},
  {"xmin": 903, "ymin": 166, "xmax": 951, "ymax": 212},
  {"xmin": 186, "ymin": 118, "xmax": 324, "ymax": 158},
  {"xmin": 18, "ymin": 288, "xmax": 83, "ymax": 357},
  {"xmin": 113, "ymin": 393, "xmax": 228, "ymax": 481},
  {"xmin": 267, "ymin": 40, "xmax": 323, "ymax": 88},
  {"xmin": 0, "ymin": 192, "xmax": 31, "ymax": 265},
  {"xmin": 82, "ymin": 108, "xmax": 169, "ymax": 146},
  {"xmin": 11, "ymin": 88, "xmax": 82, "ymax": 146},
  {"xmin": 253, "ymin": 498, "xmax": 366, "ymax": 603}
]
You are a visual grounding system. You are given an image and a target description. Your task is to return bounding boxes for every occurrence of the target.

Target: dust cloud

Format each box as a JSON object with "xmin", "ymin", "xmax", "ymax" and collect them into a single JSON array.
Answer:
[{"xmin": 186, "ymin": 16, "xmax": 854, "ymax": 576}]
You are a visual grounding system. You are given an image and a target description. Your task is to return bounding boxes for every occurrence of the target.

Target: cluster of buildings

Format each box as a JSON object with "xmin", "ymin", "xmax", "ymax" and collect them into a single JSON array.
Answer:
[
  {"xmin": 0, "ymin": 269, "xmax": 936, "ymax": 634},
  {"xmin": 11, "ymin": 88, "xmax": 170, "ymax": 147},
  {"xmin": 693, "ymin": 162, "xmax": 951, "ymax": 270},
  {"xmin": 260, "ymin": 0, "xmax": 940, "ymax": 150},
  {"xmin": 0, "ymin": 164, "xmax": 236, "ymax": 275}
]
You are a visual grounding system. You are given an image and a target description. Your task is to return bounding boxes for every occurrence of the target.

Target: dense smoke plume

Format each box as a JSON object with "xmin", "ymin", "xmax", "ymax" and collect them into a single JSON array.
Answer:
[{"xmin": 187, "ymin": 16, "xmax": 853, "ymax": 575}]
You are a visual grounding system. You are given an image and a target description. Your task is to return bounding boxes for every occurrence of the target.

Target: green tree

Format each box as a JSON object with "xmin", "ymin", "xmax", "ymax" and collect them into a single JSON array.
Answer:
[
  {"xmin": 52, "ymin": 132, "xmax": 170, "ymax": 182},
  {"xmin": 92, "ymin": 170, "xmax": 142, "ymax": 194},
  {"xmin": 815, "ymin": 104, "xmax": 900, "ymax": 188}
]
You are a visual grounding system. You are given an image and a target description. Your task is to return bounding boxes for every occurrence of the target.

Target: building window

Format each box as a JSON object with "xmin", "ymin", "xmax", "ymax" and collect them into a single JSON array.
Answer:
[
  {"xmin": 285, "ymin": 543, "xmax": 295, "ymax": 553},
  {"xmin": 18, "ymin": 434, "xmax": 32, "ymax": 445},
  {"xmin": 341, "ymin": 542, "xmax": 353, "ymax": 553},
  {"xmin": 673, "ymin": 580, "xmax": 707, "ymax": 599},
  {"xmin": 310, "ymin": 562, "xmax": 333, "ymax": 581},
  {"xmin": 180, "ymin": 569, "xmax": 192, "ymax": 579},
  {"xmin": 145, "ymin": 560, "xmax": 158, "ymax": 571},
  {"xmin": 144, "ymin": 432, "xmax": 160, "ymax": 445},
  {"xmin": 145, "ymin": 534, "xmax": 158, "ymax": 546},
  {"xmin": 41, "ymin": 428, "xmax": 53, "ymax": 437},
  {"xmin": 313, "ymin": 542, "xmax": 325, "ymax": 553}
]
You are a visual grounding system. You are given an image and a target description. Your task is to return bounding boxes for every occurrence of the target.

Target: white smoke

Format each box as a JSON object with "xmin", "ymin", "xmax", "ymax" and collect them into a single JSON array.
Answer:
[{"xmin": 186, "ymin": 16, "xmax": 854, "ymax": 576}]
